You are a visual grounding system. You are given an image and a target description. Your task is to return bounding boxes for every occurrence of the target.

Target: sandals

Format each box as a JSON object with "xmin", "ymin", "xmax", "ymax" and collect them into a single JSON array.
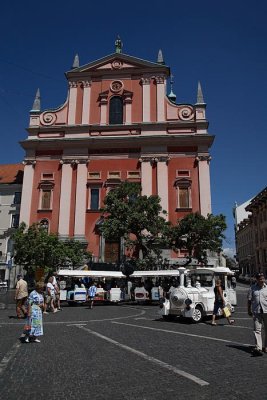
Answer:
[{"xmin": 211, "ymin": 322, "xmax": 217, "ymax": 326}]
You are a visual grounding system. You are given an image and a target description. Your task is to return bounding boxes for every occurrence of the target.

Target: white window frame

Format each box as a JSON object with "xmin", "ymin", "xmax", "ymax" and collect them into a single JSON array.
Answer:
[{"xmin": 11, "ymin": 214, "xmax": 20, "ymax": 228}]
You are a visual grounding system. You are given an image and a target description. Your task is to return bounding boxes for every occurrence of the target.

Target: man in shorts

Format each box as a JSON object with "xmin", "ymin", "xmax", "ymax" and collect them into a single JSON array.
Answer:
[{"xmin": 15, "ymin": 274, "xmax": 28, "ymax": 318}]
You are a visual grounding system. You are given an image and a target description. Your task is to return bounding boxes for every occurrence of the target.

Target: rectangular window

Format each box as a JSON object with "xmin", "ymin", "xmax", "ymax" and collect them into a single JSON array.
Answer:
[
  {"xmin": 108, "ymin": 171, "xmax": 121, "ymax": 179},
  {"xmin": 176, "ymin": 170, "xmax": 190, "ymax": 177},
  {"xmin": 127, "ymin": 171, "xmax": 140, "ymax": 179},
  {"xmin": 178, "ymin": 187, "xmax": 191, "ymax": 208},
  {"xmin": 11, "ymin": 214, "xmax": 19, "ymax": 228},
  {"xmin": 13, "ymin": 192, "xmax": 21, "ymax": 204},
  {"xmin": 41, "ymin": 190, "xmax": 52, "ymax": 209},
  {"xmin": 88, "ymin": 172, "xmax": 101, "ymax": 180},
  {"xmin": 41, "ymin": 173, "xmax": 54, "ymax": 180},
  {"xmin": 89, "ymin": 188, "xmax": 100, "ymax": 210}
]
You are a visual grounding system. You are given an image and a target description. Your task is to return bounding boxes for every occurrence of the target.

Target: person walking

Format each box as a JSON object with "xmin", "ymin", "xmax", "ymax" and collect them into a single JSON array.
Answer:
[
  {"xmin": 15, "ymin": 274, "xmax": 28, "ymax": 319},
  {"xmin": 211, "ymin": 279, "xmax": 235, "ymax": 326},
  {"xmin": 46, "ymin": 276, "xmax": 57, "ymax": 313},
  {"xmin": 247, "ymin": 272, "xmax": 267, "ymax": 356},
  {"xmin": 52, "ymin": 273, "xmax": 62, "ymax": 311},
  {"xmin": 23, "ymin": 282, "xmax": 44, "ymax": 343},
  {"xmin": 87, "ymin": 282, "xmax": 97, "ymax": 309}
]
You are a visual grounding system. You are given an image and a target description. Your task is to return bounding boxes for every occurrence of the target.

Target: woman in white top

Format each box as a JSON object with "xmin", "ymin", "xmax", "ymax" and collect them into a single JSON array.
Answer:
[{"xmin": 46, "ymin": 277, "xmax": 57, "ymax": 313}]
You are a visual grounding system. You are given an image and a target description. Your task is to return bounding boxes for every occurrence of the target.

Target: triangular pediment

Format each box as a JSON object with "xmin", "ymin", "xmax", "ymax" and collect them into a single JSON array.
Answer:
[{"xmin": 66, "ymin": 53, "xmax": 170, "ymax": 77}]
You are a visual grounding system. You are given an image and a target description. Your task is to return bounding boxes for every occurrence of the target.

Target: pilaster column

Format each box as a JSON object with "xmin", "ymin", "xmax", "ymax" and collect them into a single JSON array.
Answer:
[
  {"xmin": 124, "ymin": 92, "xmax": 133, "ymax": 124},
  {"xmin": 67, "ymin": 81, "xmax": 78, "ymax": 125},
  {"xmin": 81, "ymin": 81, "xmax": 91, "ymax": 125},
  {"xmin": 155, "ymin": 75, "xmax": 165, "ymax": 122},
  {"xmin": 139, "ymin": 157, "xmax": 153, "ymax": 196},
  {"xmin": 156, "ymin": 156, "xmax": 170, "ymax": 218},
  {"xmin": 58, "ymin": 161, "xmax": 74, "ymax": 239},
  {"xmin": 19, "ymin": 160, "xmax": 36, "ymax": 226},
  {"xmin": 141, "ymin": 77, "xmax": 151, "ymax": 122},
  {"xmin": 99, "ymin": 92, "xmax": 108, "ymax": 125},
  {"xmin": 74, "ymin": 160, "xmax": 89, "ymax": 241},
  {"xmin": 196, "ymin": 155, "xmax": 212, "ymax": 217}
]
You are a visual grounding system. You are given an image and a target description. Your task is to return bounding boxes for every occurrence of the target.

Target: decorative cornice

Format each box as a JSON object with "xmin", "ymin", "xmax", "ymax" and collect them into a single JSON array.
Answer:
[
  {"xmin": 140, "ymin": 77, "xmax": 151, "ymax": 85},
  {"xmin": 22, "ymin": 160, "xmax": 36, "ymax": 166},
  {"xmin": 69, "ymin": 81, "xmax": 79, "ymax": 88},
  {"xmin": 195, "ymin": 155, "xmax": 212, "ymax": 164},
  {"xmin": 139, "ymin": 155, "xmax": 170, "ymax": 165},
  {"xmin": 59, "ymin": 159, "xmax": 89, "ymax": 166},
  {"xmin": 154, "ymin": 75, "xmax": 165, "ymax": 84},
  {"xmin": 99, "ymin": 91, "xmax": 109, "ymax": 105},
  {"xmin": 82, "ymin": 80, "xmax": 91, "ymax": 88}
]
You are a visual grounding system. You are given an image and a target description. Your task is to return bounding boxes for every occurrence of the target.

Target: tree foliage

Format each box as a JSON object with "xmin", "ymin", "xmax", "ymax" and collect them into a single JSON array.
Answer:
[
  {"xmin": 12, "ymin": 222, "xmax": 91, "ymax": 273},
  {"xmin": 101, "ymin": 182, "xmax": 171, "ymax": 269},
  {"xmin": 170, "ymin": 213, "xmax": 227, "ymax": 264}
]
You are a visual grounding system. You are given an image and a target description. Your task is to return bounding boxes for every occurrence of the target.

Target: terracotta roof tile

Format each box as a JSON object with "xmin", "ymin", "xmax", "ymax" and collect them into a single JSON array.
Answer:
[{"xmin": 0, "ymin": 163, "xmax": 24, "ymax": 184}]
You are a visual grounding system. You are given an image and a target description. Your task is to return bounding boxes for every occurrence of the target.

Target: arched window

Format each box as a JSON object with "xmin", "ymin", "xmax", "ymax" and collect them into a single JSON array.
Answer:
[
  {"xmin": 40, "ymin": 219, "xmax": 49, "ymax": 233},
  {"xmin": 109, "ymin": 96, "xmax": 123, "ymax": 124}
]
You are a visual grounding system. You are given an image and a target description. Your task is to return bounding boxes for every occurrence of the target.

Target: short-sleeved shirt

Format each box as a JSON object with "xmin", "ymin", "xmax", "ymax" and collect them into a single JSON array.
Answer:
[
  {"xmin": 46, "ymin": 282, "xmax": 55, "ymax": 297},
  {"xmin": 88, "ymin": 285, "xmax": 97, "ymax": 298},
  {"xmin": 16, "ymin": 279, "xmax": 28, "ymax": 299},
  {"xmin": 247, "ymin": 283, "xmax": 267, "ymax": 314}
]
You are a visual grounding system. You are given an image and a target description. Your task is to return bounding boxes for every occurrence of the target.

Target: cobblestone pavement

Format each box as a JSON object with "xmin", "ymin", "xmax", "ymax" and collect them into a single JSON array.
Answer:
[{"xmin": 0, "ymin": 284, "xmax": 266, "ymax": 400}]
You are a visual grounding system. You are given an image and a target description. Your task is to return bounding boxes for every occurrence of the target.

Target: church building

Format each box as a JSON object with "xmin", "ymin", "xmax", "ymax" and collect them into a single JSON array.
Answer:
[{"xmin": 19, "ymin": 38, "xmax": 214, "ymax": 264}]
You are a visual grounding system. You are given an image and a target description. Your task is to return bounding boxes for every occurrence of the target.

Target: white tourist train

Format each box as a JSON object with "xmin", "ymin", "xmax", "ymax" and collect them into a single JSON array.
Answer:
[
  {"xmin": 159, "ymin": 266, "xmax": 237, "ymax": 323},
  {"xmin": 57, "ymin": 269, "xmax": 125, "ymax": 305}
]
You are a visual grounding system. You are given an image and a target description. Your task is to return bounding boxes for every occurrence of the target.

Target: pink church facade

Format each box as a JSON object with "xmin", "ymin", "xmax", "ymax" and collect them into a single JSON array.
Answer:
[{"xmin": 19, "ymin": 42, "xmax": 214, "ymax": 263}]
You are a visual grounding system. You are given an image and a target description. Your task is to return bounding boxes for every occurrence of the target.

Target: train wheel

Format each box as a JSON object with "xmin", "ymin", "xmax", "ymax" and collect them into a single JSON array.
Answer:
[{"xmin": 191, "ymin": 306, "xmax": 203, "ymax": 323}]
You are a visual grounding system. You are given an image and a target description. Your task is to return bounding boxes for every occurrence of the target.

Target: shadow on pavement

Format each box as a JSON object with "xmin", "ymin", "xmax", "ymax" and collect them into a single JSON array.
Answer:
[{"xmin": 226, "ymin": 344, "xmax": 253, "ymax": 355}]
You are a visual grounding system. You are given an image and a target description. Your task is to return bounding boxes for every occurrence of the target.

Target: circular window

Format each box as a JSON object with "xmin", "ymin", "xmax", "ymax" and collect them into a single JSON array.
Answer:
[{"xmin": 110, "ymin": 80, "xmax": 123, "ymax": 93}]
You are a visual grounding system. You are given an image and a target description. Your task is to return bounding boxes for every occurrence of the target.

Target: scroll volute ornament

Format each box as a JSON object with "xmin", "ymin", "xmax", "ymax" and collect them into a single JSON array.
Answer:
[{"xmin": 178, "ymin": 106, "xmax": 194, "ymax": 121}]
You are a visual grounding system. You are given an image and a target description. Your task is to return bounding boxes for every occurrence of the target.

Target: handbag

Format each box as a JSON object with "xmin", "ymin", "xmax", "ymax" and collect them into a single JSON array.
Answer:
[
  {"xmin": 23, "ymin": 323, "xmax": 31, "ymax": 334},
  {"xmin": 223, "ymin": 305, "xmax": 231, "ymax": 318}
]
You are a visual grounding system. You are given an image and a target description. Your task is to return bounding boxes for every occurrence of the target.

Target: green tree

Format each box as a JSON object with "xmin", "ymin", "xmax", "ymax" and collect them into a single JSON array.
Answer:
[
  {"xmin": 12, "ymin": 222, "xmax": 91, "ymax": 273},
  {"xmin": 101, "ymin": 182, "xmax": 171, "ymax": 270},
  {"xmin": 170, "ymin": 213, "xmax": 227, "ymax": 264}
]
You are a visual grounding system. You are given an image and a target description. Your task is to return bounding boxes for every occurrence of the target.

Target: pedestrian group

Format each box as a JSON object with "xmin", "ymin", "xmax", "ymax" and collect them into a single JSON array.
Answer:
[{"xmin": 15, "ymin": 270, "xmax": 267, "ymax": 357}]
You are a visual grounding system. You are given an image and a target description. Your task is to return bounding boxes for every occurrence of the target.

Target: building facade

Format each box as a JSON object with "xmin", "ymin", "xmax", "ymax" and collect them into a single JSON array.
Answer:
[
  {"xmin": 245, "ymin": 187, "xmax": 267, "ymax": 275},
  {"xmin": 19, "ymin": 41, "xmax": 214, "ymax": 264},
  {"xmin": 234, "ymin": 188, "xmax": 267, "ymax": 277},
  {"xmin": 0, "ymin": 164, "xmax": 23, "ymax": 285}
]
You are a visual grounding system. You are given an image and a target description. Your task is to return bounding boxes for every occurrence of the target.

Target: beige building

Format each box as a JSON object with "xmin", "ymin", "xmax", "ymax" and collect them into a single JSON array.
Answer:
[
  {"xmin": 246, "ymin": 187, "xmax": 267, "ymax": 276},
  {"xmin": 0, "ymin": 164, "xmax": 23, "ymax": 286},
  {"xmin": 234, "ymin": 188, "xmax": 267, "ymax": 277}
]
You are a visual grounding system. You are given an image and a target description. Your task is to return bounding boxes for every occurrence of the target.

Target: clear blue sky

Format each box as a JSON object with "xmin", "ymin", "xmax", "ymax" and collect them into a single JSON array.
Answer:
[{"xmin": 1, "ymin": 1, "xmax": 266, "ymax": 253}]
